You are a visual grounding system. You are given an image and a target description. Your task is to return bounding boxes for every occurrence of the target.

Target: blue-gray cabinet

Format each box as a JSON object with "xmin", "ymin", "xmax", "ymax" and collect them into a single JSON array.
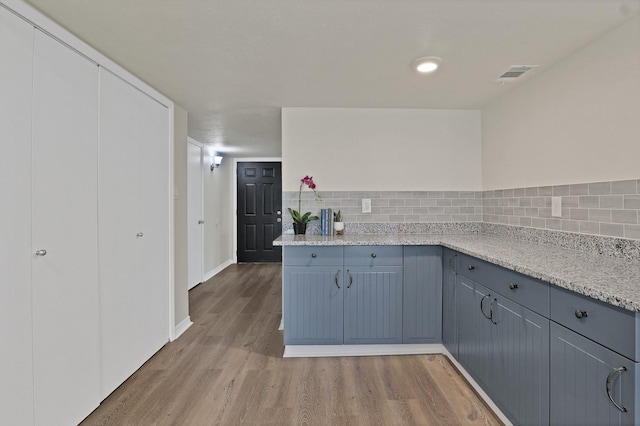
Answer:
[
  {"xmin": 550, "ymin": 323, "xmax": 638, "ymax": 426},
  {"xmin": 456, "ymin": 261, "xmax": 550, "ymax": 425},
  {"xmin": 491, "ymin": 293, "xmax": 549, "ymax": 425},
  {"xmin": 457, "ymin": 277, "xmax": 494, "ymax": 392},
  {"xmin": 343, "ymin": 266, "xmax": 403, "ymax": 344},
  {"xmin": 549, "ymin": 285, "xmax": 639, "ymax": 426},
  {"xmin": 403, "ymin": 246, "xmax": 443, "ymax": 343},
  {"xmin": 283, "ymin": 247, "xmax": 344, "ymax": 345},
  {"xmin": 285, "ymin": 245, "xmax": 421, "ymax": 345},
  {"xmin": 441, "ymin": 248, "xmax": 457, "ymax": 356}
]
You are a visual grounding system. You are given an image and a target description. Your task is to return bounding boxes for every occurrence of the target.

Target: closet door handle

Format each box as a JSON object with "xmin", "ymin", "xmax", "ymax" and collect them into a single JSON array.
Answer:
[
  {"xmin": 35, "ymin": 249, "xmax": 47, "ymax": 256},
  {"xmin": 334, "ymin": 270, "xmax": 341, "ymax": 289},
  {"xmin": 606, "ymin": 366, "xmax": 628, "ymax": 413}
]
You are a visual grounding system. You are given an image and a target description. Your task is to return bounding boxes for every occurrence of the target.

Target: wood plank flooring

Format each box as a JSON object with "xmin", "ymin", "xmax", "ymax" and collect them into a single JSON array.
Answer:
[{"xmin": 81, "ymin": 263, "xmax": 502, "ymax": 426}]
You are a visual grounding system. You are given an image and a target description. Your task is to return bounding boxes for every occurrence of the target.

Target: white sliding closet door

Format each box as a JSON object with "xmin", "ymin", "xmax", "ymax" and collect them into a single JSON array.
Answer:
[
  {"xmin": 0, "ymin": 7, "xmax": 35, "ymax": 425},
  {"xmin": 187, "ymin": 140, "xmax": 204, "ymax": 289},
  {"xmin": 98, "ymin": 69, "xmax": 169, "ymax": 398},
  {"xmin": 98, "ymin": 69, "xmax": 143, "ymax": 398},
  {"xmin": 138, "ymin": 93, "xmax": 171, "ymax": 361},
  {"xmin": 31, "ymin": 29, "xmax": 100, "ymax": 425}
]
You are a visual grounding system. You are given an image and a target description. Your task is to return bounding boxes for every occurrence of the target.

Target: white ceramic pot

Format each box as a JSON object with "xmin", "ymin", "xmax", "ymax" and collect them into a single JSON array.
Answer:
[{"xmin": 334, "ymin": 221, "xmax": 345, "ymax": 235}]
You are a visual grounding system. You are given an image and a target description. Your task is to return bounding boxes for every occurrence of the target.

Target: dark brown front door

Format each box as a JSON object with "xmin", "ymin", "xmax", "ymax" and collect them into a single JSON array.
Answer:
[{"xmin": 237, "ymin": 162, "xmax": 282, "ymax": 262}]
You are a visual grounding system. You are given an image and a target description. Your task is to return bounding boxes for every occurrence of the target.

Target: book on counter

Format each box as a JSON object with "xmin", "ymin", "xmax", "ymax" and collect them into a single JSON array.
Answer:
[{"xmin": 320, "ymin": 208, "xmax": 333, "ymax": 236}]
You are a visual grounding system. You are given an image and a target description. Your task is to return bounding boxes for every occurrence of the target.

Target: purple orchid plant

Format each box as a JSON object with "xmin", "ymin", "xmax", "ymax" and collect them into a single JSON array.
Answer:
[{"xmin": 288, "ymin": 175, "xmax": 322, "ymax": 224}]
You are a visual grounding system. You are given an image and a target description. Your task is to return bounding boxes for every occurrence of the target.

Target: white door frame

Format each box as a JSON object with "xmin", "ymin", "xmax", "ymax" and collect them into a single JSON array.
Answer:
[
  {"xmin": 187, "ymin": 138, "xmax": 204, "ymax": 288},
  {"xmin": 232, "ymin": 157, "xmax": 282, "ymax": 263}
]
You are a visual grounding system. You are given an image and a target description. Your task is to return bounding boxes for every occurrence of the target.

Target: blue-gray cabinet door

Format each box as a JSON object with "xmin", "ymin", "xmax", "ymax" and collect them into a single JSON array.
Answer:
[
  {"xmin": 456, "ymin": 277, "xmax": 494, "ymax": 392},
  {"xmin": 442, "ymin": 248, "xmax": 457, "ymax": 355},
  {"xmin": 550, "ymin": 322, "xmax": 638, "ymax": 426},
  {"xmin": 491, "ymin": 295, "xmax": 550, "ymax": 426},
  {"xmin": 403, "ymin": 246, "xmax": 443, "ymax": 343},
  {"xmin": 343, "ymin": 266, "xmax": 403, "ymax": 344},
  {"xmin": 283, "ymin": 266, "xmax": 343, "ymax": 345}
]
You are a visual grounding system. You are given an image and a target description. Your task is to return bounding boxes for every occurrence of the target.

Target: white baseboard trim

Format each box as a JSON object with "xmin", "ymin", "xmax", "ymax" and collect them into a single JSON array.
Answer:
[
  {"xmin": 441, "ymin": 349, "xmax": 513, "ymax": 426},
  {"xmin": 171, "ymin": 316, "xmax": 193, "ymax": 341},
  {"xmin": 283, "ymin": 343, "xmax": 445, "ymax": 358},
  {"xmin": 203, "ymin": 259, "xmax": 234, "ymax": 282}
]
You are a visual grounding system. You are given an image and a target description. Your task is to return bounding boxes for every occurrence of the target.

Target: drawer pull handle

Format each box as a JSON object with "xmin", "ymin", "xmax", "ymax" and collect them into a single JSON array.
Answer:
[
  {"xmin": 311, "ymin": 253, "xmax": 317, "ymax": 258},
  {"xmin": 480, "ymin": 294, "xmax": 492, "ymax": 320},
  {"xmin": 509, "ymin": 283, "xmax": 518, "ymax": 290},
  {"xmin": 606, "ymin": 366, "xmax": 628, "ymax": 413},
  {"xmin": 347, "ymin": 270, "xmax": 353, "ymax": 289},
  {"xmin": 574, "ymin": 310, "xmax": 588, "ymax": 319},
  {"xmin": 334, "ymin": 270, "xmax": 340, "ymax": 289},
  {"xmin": 468, "ymin": 265, "xmax": 475, "ymax": 271},
  {"xmin": 371, "ymin": 253, "xmax": 377, "ymax": 258}
]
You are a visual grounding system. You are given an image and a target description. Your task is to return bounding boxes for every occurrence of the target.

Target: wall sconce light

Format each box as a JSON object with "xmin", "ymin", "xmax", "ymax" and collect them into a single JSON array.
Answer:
[{"xmin": 210, "ymin": 155, "xmax": 223, "ymax": 171}]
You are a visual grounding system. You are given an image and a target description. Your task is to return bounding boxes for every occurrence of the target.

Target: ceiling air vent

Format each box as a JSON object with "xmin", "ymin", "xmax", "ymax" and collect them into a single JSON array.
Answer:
[{"xmin": 495, "ymin": 65, "xmax": 538, "ymax": 83}]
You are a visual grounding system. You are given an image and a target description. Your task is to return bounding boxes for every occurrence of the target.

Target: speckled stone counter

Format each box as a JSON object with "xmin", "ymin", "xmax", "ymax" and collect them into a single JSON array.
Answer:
[{"xmin": 275, "ymin": 233, "xmax": 640, "ymax": 312}]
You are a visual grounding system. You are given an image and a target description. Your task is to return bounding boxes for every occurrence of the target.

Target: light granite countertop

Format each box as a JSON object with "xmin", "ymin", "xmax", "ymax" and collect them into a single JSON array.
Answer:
[{"xmin": 275, "ymin": 234, "xmax": 640, "ymax": 312}]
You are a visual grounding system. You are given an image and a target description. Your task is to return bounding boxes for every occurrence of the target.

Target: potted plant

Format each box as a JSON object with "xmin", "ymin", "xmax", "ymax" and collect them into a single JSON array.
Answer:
[
  {"xmin": 288, "ymin": 175, "xmax": 321, "ymax": 235},
  {"xmin": 333, "ymin": 210, "xmax": 345, "ymax": 235}
]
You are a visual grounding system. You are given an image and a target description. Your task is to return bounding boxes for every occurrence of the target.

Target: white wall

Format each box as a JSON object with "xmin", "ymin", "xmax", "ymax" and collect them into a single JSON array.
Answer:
[
  {"xmin": 282, "ymin": 108, "xmax": 482, "ymax": 191},
  {"xmin": 203, "ymin": 155, "xmax": 234, "ymax": 275},
  {"xmin": 173, "ymin": 105, "xmax": 189, "ymax": 326},
  {"xmin": 482, "ymin": 15, "xmax": 640, "ymax": 190}
]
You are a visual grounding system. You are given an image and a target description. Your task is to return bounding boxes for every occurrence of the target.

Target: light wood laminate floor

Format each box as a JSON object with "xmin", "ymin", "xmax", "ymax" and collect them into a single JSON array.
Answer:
[{"xmin": 81, "ymin": 263, "xmax": 502, "ymax": 426}]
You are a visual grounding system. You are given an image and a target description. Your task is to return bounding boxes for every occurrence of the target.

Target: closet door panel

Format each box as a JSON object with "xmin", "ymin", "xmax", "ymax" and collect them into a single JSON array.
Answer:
[
  {"xmin": 0, "ymin": 8, "xmax": 35, "ymax": 425},
  {"xmin": 138, "ymin": 95, "xmax": 171, "ymax": 359},
  {"xmin": 31, "ymin": 30, "xmax": 100, "ymax": 425},
  {"xmin": 98, "ymin": 69, "xmax": 143, "ymax": 398}
]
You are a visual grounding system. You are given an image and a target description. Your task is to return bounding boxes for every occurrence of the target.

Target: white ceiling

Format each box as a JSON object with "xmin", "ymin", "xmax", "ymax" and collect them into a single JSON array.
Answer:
[{"xmin": 24, "ymin": 0, "xmax": 640, "ymax": 157}]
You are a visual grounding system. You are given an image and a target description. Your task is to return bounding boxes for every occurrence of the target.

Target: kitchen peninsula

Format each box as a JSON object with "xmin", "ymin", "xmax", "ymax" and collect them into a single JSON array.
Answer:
[{"xmin": 275, "ymin": 229, "xmax": 640, "ymax": 425}]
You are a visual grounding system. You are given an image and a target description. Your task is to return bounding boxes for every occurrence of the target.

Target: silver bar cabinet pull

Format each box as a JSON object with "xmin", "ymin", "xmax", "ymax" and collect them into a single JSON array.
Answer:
[
  {"xmin": 606, "ymin": 366, "xmax": 628, "ymax": 413},
  {"xmin": 35, "ymin": 249, "xmax": 47, "ymax": 256}
]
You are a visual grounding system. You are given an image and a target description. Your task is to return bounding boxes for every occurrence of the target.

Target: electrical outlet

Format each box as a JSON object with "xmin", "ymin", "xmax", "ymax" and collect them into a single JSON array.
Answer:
[
  {"xmin": 552, "ymin": 196, "xmax": 562, "ymax": 217},
  {"xmin": 362, "ymin": 198, "xmax": 372, "ymax": 213}
]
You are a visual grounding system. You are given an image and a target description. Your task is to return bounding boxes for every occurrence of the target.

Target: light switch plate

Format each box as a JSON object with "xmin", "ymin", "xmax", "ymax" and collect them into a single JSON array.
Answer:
[
  {"xmin": 552, "ymin": 196, "xmax": 562, "ymax": 217},
  {"xmin": 362, "ymin": 198, "xmax": 372, "ymax": 213}
]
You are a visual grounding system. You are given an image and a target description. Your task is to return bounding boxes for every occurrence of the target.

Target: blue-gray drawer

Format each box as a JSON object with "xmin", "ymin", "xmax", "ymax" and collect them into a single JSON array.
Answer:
[
  {"xmin": 458, "ymin": 252, "xmax": 549, "ymax": 316},
  {"xmin": 284, "ymin": 246, "xmax": 343, "ymax": 266},
  {"xmin": 344, "ymin": 246, "xmax": 403, "ymax": 266},
  {"xmin": 550, "ymin": 285, "xmax": 639, "ymax": 362}
]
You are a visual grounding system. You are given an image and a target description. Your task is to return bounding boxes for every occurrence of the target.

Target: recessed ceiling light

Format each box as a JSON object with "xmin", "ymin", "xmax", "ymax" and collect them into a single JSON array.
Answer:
[{"xmin": 412, "ymin": 56, "xmax": 443, "ymax": 74}]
